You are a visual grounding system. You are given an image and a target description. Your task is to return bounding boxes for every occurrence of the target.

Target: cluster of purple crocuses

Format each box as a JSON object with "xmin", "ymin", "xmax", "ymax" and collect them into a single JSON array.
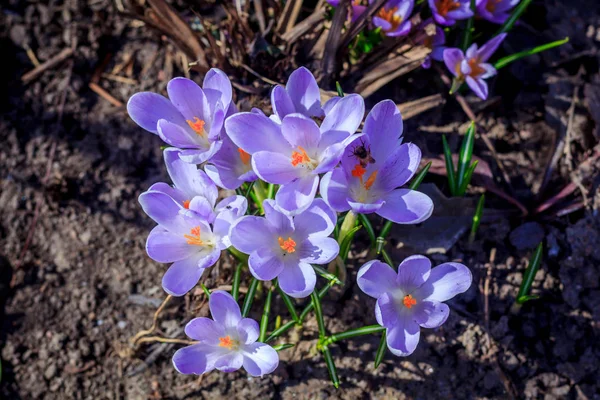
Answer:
[
  {"xmin": 327, "ymin": 0, "xmax": 518, "ymax": 99},
  {"xmin": 128, "ymin": 67, "xmax": 472, "ymax": 379}
]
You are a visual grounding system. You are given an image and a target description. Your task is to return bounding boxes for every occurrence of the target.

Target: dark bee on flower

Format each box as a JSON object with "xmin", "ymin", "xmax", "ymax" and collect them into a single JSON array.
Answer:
[{"xmin": 350, "ymin": 140, "xmax": 376, "ymax": 168}]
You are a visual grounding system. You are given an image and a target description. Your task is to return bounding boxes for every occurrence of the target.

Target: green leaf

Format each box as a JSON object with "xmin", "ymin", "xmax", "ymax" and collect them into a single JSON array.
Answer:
[
  {"xmin": 374, "ymin": 331, "xmax": 387, "ymax": 368},
  {"xmin": 494, "ymin": 37, "xmax": 569, "ymax": 70},
  {"xmin": 461, "ymin": 0, "xmax": 476, "ymax": 50},
  {"xmin": 259, "ymin": 283, "xmax": 275, "ymax": 342},
  {"xmin": 276, "ymin": 285, "xmax": 300, "ymax": 325},
  {"xmin": 409, "ymin": 161, "xmax": 432, "ymax": 191},
  {"xmin": 273, "ymin": 343, "xmax": 295, "ymax": 352},
  {"xmin": 200, "ymin": 283, "xmax": 211, "ymax": 298},
  {"xmin": 242, "ymin": 278, "xmax": 260, "ymax": 317},
  {"xmin": 323, "ymin": 325, "xmax": 386, "ymax": 346},
  {"xmin": 311, "ymin": 291, "xmax": 327, "ymax": 340},
  {"xmin": 442, "ymin": 135, "xmax": 457, "ymax": 196},
  {"xmin": 458, "ymin": 159, "xmax": 479, "ymax": 196},
  {"xmin": 497, "ymin": 0, "xmax": 533, "ymax": 35},
  {"xmin": 516, "ymin": 242, "xmax": 544, "ymax": 305},
  {"xmin": 231, "ymin": 263, "xmax": 243, "ymax": 302},
  {"xmin": 469, "ymin": 194, "xmax": 485, "ymax": 243},
  {"xmin": 456, "ymin": 122, "xmax": 476, "ymax": 196},
  {"xmin": 336, "ymin": 81, "xmax": 344, "ymax": 97},
  {"xmin": 313, "ymin": 265, "xmax": 342, "ymax": 285},
  {"xmin": 322, "ymin": 347, "xmax": 340, "ymax": 388},
  {"xmin": 380, "ymin": 248, "xmax": 394, "ymax": 268},
  {"xmin": 357, "ymin": 213, "xmax": 376, "ymax": 246},
  {"xmin": 339, "ymin": 225, "xmax": 362, "ymax": 262}
]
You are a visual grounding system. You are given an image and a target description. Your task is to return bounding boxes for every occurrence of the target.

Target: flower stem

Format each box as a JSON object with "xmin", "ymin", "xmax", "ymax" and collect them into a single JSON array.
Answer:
[
  {"xmin": 497, "ymin": 0, "xmax": 533, "ymax": 35},
  {"xmin": 313, "ymin": 265, "xmax": 342, "ymax": 285},
  {"xmin": 311, "ymin": 291, "xmax": 326, "ymax": 341},
  {"xmin": 231, "ymin": 263, "xmax": 243, "ymax": 302},
  {"xmin": 228, "ymin": 246, "xmax": 249, "ymax": 264},
  {"xmin": 381, "ymin": 248, "xmax": 395, "ymax": 268},
  {"xmin": 276, "ymin": 285, "xmax": 300, "ymax": 325},
  {"xmin": 322, "ymin": 325, "xmax": 385, "ymax": 347},
  {"xmin": 322, "ymin": 346, "xmax": 340, "ymax": 389},
  {"xmin": 494, "ymin": 37, "xmax": 569, "ymax": 70},
  {"xmin": 242, "ymin": 278, "xmax": 260, "ymax": 317},
  {"xmin": 337, "ymin": 210, "xmax": 357, "ymax": 245},
  {"xmin": 357, "ymin": 213, "xmax": 376, "ymax": 246},
  {"xmin": 259, "ymin": 282, "xmax": 275, "ymax": 342},
  {"xmin": 252, "ymin": 180, "xmax": 268, "ymax": 213}
]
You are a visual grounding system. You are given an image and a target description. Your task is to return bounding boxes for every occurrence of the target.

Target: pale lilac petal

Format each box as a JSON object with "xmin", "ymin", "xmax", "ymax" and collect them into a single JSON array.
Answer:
[
  {"xmin": 188, "ymin": 196, "xmax": 215, "ymax": 222},
  {"xmin": 373, "ymin": 143, "xmax": 421, "ymax": 192},
  {"xmin": 320, "ymin": 169, "xmax": 351, "ymax": 212},
  {"xmin": 347, "ymin": 198, "xmax": 385, "ymax": 214},
  {"xmin": 480, "ymin": 63, "xmax": 497, "ymax": 79},
  {"xmin": 225, "ymin": 112, "xmax": 291, "ymax": 154},
  {"xmin": 413, "ymin": 301, "xmax": 449, "ymax": 328},
  {"xmin": 477, "ymin": 33, "xmax": 507, "ymax": 62},
  {"xmin": 373, "ymin": 16, "xmax": 392, "ymax": 32},
  {"xmin": 385, "ymin": 20, "xmax": 412, "ymax": 37},
  {"xmin": 237, "ymin": 318, "xmax": 260, "ymax": 344},
  {"xmin": 297, "ymin": 237, "xmax": 339, "ymax": 264},
  {"xmin": 275, "ymin": 175, "xmax": 320, "ymax": 214},
  {"xmin": 164, "ymin": 148, "xmax": 217, "ymax": 203},
  {"xmin": 147, "ymin": 182, "xmax": 187, "ymax": 207},
  {"xmin": 138, "ymin": 191, "xmax": 190, "ymax": 234},
  {"xmin": 162, "ymin": 254, "xmax": 206, "ymax": 296},
  {"xmin": 320, "ymin": 94, "xmax": 365, "ymax": 135},
  {"xmin": 127, "ymin": 92, "xmax": 185, "ymax": 134},
  {"xmin": 322, "ymin": 96, "xmax": 341, "ymax": 115},
  {"xmin": 203, "ymin": 68, "xmax": 232, "ymax": 111},
  {"xmin": 281, "ymin": 114, "xmax": 321, "ymax": 150},
  {"xmin": 416, "ymin": 262, "xmax": 473, "ymax": 302},
  {"xmin": 396, "ymin": 255, "xmax": 432, "ymax": 291},
  {"xmin": 286, "ymin": 67, "xmax": 323, "ymax": 118},
  {"xmin": 167, "ymin": 78, "xmax": 211, "ymax": 122},
  {"xmin": 271, "ymin": 85, "xmax": 296, "ymax": 121},
  {"xmin": 363, "ymin": 100, "xmax": 403, "ymax": 163},
  {"xmin": 248, "ymin": 248, "xmax": 285, "ymax": 281},
  {"xmin": 293, "ymin": 198, "xmax": 337, "ymax": 238},
  {"xmin": 278, "ymin": 262, "xmax": 316, "ymax": 298},
  {"xmin": 185, "ymin": 317, "xmax": 224, "ymax": 344},
  {"xmin": 377, "ymin": 189, "xmax": 434, "ymax": 224},
  {"xmin": 375, "ymin": 292, "xmax": 400, "ymax": 327},
  {"xmin": 146, "ymin": 226, "xmax": 197, "ymax": 263},
  {"xmin": 210, "ymin": 290, "xmax": 242, "ymax": 328},
  {"xmin": 205, "ymin": 163, "xmax": 244, "ymax": 190},
  {"xmin": 466, "ymin": 76, "xmax": 489, "ymax": 100},
  {"xmin": 314, "ymin": 142, "xmax": 346, "ymax": 174},
  {"xmin": 215, "ymin": 352, "xmax": 243, "ymax": 372},
  {"xmin": 262, "ymin": 199, "xmax": 294, "ymax": 234},
  {"xmin": 215, "ymin": 195, "xmax": 248, "ymax": 218},
  {"xmin": 357, "ymin": 260, "xmax": 398, "ymax": 299},
  {"xmin": 386, "ymin": 315, "xmax": 421, "ymax": 356},
  {"xmin": 443, "ymin": 48, "xmax": 465, "ymax": 77},
  {"xmin": 157, "ymin": 119, "xmax": 197, "ymax": 148},
  {"xmin": 178, "ymin": 141, "xmax": 222, "ymax": 164},
  {"xmin": 208, "ymin": 105, "xmax": 225, "ymax": 140},
  {"xmin": 230, "ymin": 216, "xmax": 275, "ymax": 254},
  {"xmin": 172, "ymin": 343, "xmax": 219, "ymax": 375},
  {"xmin": 252, "ymin": 151, "xmax": 300, "ymax": 184},
  {"xmin": 242, "ymin": 342, "xmax": 279, "ymax": 377}
]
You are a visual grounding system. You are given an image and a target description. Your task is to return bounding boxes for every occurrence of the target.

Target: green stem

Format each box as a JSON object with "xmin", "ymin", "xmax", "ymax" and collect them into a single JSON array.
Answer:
[
  {"xmin": 273, "ymin": 343, "xmax": 295, "ymax": 352},
  {"xmin": 242, "ymin": 278, "xmax": 260, "ymax": 317},
  {"xmin": 231, "ymin": 263, "xmax": 243, "ymax": 302},
  {"xmin": 357, "ymin": 213, "xmax": 376, "ymax": 246},
  {"xmin": 494, "ymin": 37, "xmax": 569, "ymax": 70},
  {"xmin": 337, "ymin": 211, "xmax": 357, "ymax": 244},
  {"xmin": 276, "ymin": 285, "xmax": 300, "ymax": 325},
  {"xmin": 311, "ymin": 291, "xmax": 326, "ymax": 340},
  {"xmin": 442, "ymin": 134, "xmax": 457, "ymax": 195},
  {"xmin": 259, "ymin": 283, "xmax": 275, "ymax": 342},
  {"xmin": 497, "ymin": 0, "xmax": 533, "ymax": 35},
  {"xmin": 461, "ymin": 0, "xmax": 476, "ymax": 50},
  {"xmin": 228, "ymin": 246, "xmax": 249, "ymax": 264},
  {"xmin": 322, "ymin": 346, "xmax": 340, "ymax": 388},
  {"xmin": 313, "ymin": 265, "xmax": 342, "ymax": 285},
  {"xmin": 267, "ymin": 183, "xmax": 277, "ymax": 199},
  {"xmin": 252, "ymin": 181, "xmax": 268, "ymax": 213},
  {"xmin": 381, "ymin": 248, "xmax": 395, "ymax": 268},
  {"xmin": 456, "ymin": 121, "xmax": 476, "ymax": 196},
  {"xmin": 322, "ymin": 325, "xmax": 385, "ymax": 347}
]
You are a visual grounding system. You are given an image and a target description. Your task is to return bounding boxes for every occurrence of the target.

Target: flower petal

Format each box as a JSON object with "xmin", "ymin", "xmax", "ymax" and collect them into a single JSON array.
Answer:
[
  {"xmin": 252, "ymin": 151, "xmax": 299, "ymax": 184},
  {"xmin": 164, "ymin": 148, "xmax": 218, "ymax": 203},
  {"xmin": 386, "ymin": 315, "xmax": 421, "ymax": 356},
  {"xmin": 242, "ymin": 342, "xmax": 279, "ymax": 377},
  {"xmin": 320, "ymin": 94, "xmax": 365, "ymax": 136},
  {"xmin": 167, "ymin": 77, "xmax": 211, "ymax": 122},
  {"xmin": 178, "ymin": 141, "xmax": 222, "ymax": 164},
  {"xmin": 209, "ymin": 290, "xmax": 242, "ymax": 328},
  {"xmin": 375, "ymin": 291, "xmax": 400, "ymax": 327},
  {"xmin": 477, "ymin": 33, "xmax": 507, "ymax": 62},
  {"xmin": 275, "ymin": 175, "xmax": 320, "ymax": 215},
  {"xmin": 413, "ymin": 301, "xmax": 450, "ymax": 328},
  {"xmin": 162, "ymin": 254, "xmax": 207, "ymax": 296},
  {"xmin": 185, "ymin": 317, "xmax": 224, "ymax": 344},
  {"xmin": 146, "ymin": 226, "xmax": 197, "ymax": 263},
  {"xmin": 396, "ymin": 255, "xmax": 432, "ymax": 292},
  {"xmin": 416, "ymin": 262, "xmax": 473, "ymax": 302},
  {"xmin": 297, "ymin": 237, "xmax": 339, "ymax": 264},
  {"xmin": 230, "ymin": 216, "xmax": 275, "ymax": 254},
  {"xmin": 281, "ymin": 114, "xmax": 321, "ymax": 150},
  {"xmin": 443, "ymin": 48, "xmax": 465, "ymax": 77},
  {"xmin": 271, "ymin": 85, "xmax": 296, "ymax": 121},
  {"xmin": 157, "ymin": 119, "xmax": 198, "ymax": 148},
  {"xmin": 347, "ymin": 198, "xmax": 385, "ymax": 214},
  {"xmin": 362, "ymin": 99, "xmax": 403, "ymax": 163},
  {"xmin": 466, "ymin": 76, "xmax": 489, "ymax": 100},
  {"xmin": 320, "ymin": 169, "xmax": 351, "ymax": 212},
  {"xmin": 127, "ymin": 92, "xmax": 185, "ymax": 134},
  {"xmin": 377, "ymin": 189, "xmax": 434, "ymax": 224},
  {"xmin": 248, "ymin": 248, "xmax": 285, "ymax": 281},
  {"xmin": 237, "ymin": 318, "xmax": 260, "ymax": 345},
  {"xmin": 357, "ymin": 260, "xmax": 398, "ymax": 299},
  {"xmin": 138, "ymin": 191, "xmax": 191, "ymax": 234},
  {"xmin": 286, "ymin": 67, "xmax": 323, "ymax": 118},
  {"xmin": 203, "ymin": 68, "xmax": 232, "ymax": 111},
  {"xmin": 293, "ymin": 198, "xmax": 337, "ymax": 238},
  {"xmin": 263, "ymin": 199, "xmax": 295, "ymax": 234},
  {"xmin": 278, "ymin": 261, "xmax": 316, "ymax": 298},
  {"xmin": 214, "ymin": 352, "xmax": 243, "ymax": 372},
  {"xmin": 225, "ymin": 112, "xmax": 291, "ymax": 154},
  {"xmin": 373, "ymin": 143, "xmax": 421, "ymax": 192},
  {"xmin": 172, "ymin": 343, "xmax": 220, "ymax": 375}
]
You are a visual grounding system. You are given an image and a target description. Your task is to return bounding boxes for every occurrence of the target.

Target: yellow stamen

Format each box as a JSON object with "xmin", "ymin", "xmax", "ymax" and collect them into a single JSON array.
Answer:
[
  {"xmin": 183, "ymin": 226, "xmax": 204, "ymax": 246},
  {"xmin": 278, "ymin": 237, "xmax": 296, "ymax": 253},
  {"xmin": 183, "ymin": 200, "xmax": 191, "ymax": 209},
  {"xmin": 186, "ymin": 117, "xmax": 206, "ymax": 136},
  {"xmin": 238, "ymin": 148, "xmax": 251, "ymax": 165},
  {"xmin": 403, "ymin": 294, "xmax": 417, "ymax": 309},
  {"xmin": 364, "ymin": 170, "xmax": 378, "ymax": 191},
  {"xmin": 436, "ymin": 0, "xmax": 460, "ymax": 16},
  {"xmin": 376, "ymin": 7, "xmax": 402, "ymax": 31},
  {"xmin": 290, "ymin": 146, "xmax": 311, "ymax": 167}
]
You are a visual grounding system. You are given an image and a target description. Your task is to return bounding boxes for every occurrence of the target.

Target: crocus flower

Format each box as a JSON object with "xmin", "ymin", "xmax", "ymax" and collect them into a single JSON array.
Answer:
[
  {"xmin": 139, "ymin": 191, "xmax": 238, "ymax": 296},
  {"xmin": 226, "ymin": 90, "xmax": 364, "ymax": 214},
  {"xmin": 357, "ymin": 256, "xmax": 472, "ymax": 356},
  {"xmin": 205, "ymin": 134, "xmax": 258, "ymax": 190},
  {"xmin": 230, "ymin": 199, "xmax": 339, "ymax": 298},
  {"xmin": 372, "ymin": 0, "xmax": 414, "ymax": 37},
  {"xmin": 150, "ymin": 148, "xmax": 247, "ymax": 223},
  {"xmin": 419, "ymin": 21, "xmax": 446, "ymax": 68},
  {"xmin": 327, "ymin": 0, "xmax": 367, "ymax": 23},
  {"xmin": 127, "ymin": 68, "xmax": 233, "ymax": 164},
  {"xmin": 320, "ymin": 100, "xmax": 433, "ymax": 224},
  {"xmin": 443, "ymin": 33, "xmax": 506, "ymax": 100},
  {"xmin": 270, "ymin": 67, "xmax": 344, "ymax": 124},
  {"xmin": 476, "ymin": 0, "xmax": 519, "ymax": 24},
  {"xmin": 428, "ymin": 0, "xmax": 473, "ymax": 26},
  {"xmin": 173, "ymin": 290, "xmax": 279, "ymax": 376}
]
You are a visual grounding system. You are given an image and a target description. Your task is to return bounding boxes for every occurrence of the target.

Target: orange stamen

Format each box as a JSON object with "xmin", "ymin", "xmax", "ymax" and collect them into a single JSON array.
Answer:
[
  {"xmin": 183, "ymin": 200, "xmax": 191, "ymax": 209},
  {"xmin": 183, "ymin": 226, "xmax": 204, "ymax": 246},
  {"xmin": 364, "ymin": 170, "xmax": 378, "ymax": 191},
  {"xmin": 403, "ymin": 294, "xmax": 417, "ymax": 309},
  {"xmin": 467, "ymin": 57, "xmax": 485, "ymax": 77},
  {"xmin": 218, "ymin": 335, "xmax": 235, "ymax": 349},
  {"xmin": 290, "ymin": 146, "xmax": 311, "ymax": 167},
  {"xmin": 376, "ymin": 7, "xmax": 402, "ymax": 31},
  {"xmin": 278, "ymin": 237, "xmax": 296, "ymax": 253},
  {"xmin": 351, "ymin": 164, "xmax": 366, "ymax": 178},
  {"xmin": 238, "ymin": 148, "xmax": 251, "ymax": 165},
  {"xmin": 437, "ymin": 0, "xmax": 460, "ymax": 16},
  {"xmin": 186, "ymin": 117, "xmax": 206, "ymax": 136}
]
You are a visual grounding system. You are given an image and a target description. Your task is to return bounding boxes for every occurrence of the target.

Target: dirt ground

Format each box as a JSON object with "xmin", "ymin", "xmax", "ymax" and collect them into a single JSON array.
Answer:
[{"xmin": 1, "ymin": 0, "xmax": 600, "ymax": 399}]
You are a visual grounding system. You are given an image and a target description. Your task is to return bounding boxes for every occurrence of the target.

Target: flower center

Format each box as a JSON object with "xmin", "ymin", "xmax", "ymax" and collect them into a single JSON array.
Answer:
[
  {"xmin": 467, "ymin": 57, "xmax": 485, "ymax": 77},
  {"xmin": 218, "ymin": 335, "xmax": 239, "ymax": 350},
  {"xmin": 376, "ymin": 7, "xmax": 402, "ymax": 31},
  {"xmin": 403, "ymin": 294, "xmax": 417, "ymax": 309},
  {"xmin": 186, "ymin": 117, "xmax": 207, "ymax": 137},
  {"xmin": 437, "ymin": 0, "xmax": 460, "ymax": 16},
  {"xmin": 238, "ymin": 148, "xmax": 251, "ymax": 165},
  {"xmin": 278, "ymin": 237, "xmax": 296, "ymax": 253},
  {"xmin": 183, "ymin": 200, "xmax": 191, "ymax": 209},
  {"xmin": 183, "ymin": 226, "xmax": 204, "ymax": 246},
  {"xmin": 351, "ymin": 163, "xmax": 378, "ymax": 191},
  {"xmin": 485, "ymin": 0, "xmax": 501, "ymax": 12},
  {"xmin": 290, "ymin": 146, "xmax": 312, "ymax": 167}
]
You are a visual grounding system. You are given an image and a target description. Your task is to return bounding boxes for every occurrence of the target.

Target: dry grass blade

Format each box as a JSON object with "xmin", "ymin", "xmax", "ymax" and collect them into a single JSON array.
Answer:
[
  {"xmin": 321, "ymin": 0, "xmax": 348, "ymax": 84},
  {"xmin": 21, "ymin": 47, "xmax": 74, "ymax": 84},
  {"xmin": 398, "ymin": 94, "xmax": 445, "ymax": 120},
  {"xmin": 355, "ymin": 46, "xmax": 429, "ymax": 98},
  {"xmin": 282, "ymin": 10, "xmax": 325, "ymax": 44},
  {"xmin": 253, "ymin": 0, "xmax": 267, "ymax": 34},
  {"xmin": 339, "ymin": 0, "xmax": 387, "ymax": 51},
  {"xmin": 276, "ymin": 0, "xmax": 304, "ymax": 35}
]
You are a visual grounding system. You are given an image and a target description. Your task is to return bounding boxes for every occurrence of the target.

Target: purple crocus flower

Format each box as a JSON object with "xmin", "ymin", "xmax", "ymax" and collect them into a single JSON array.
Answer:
[
  {"xmin": 443, "ymin": 33, "xmax": 506, "ymax": 100},
  {"xmin": 428, "ymin": 0, "xmax": 473, "ymax": 26},
  {"xmin": 127, "ymin": 68, "xmax": 233, "ymax": 164},
  {"xmin": 230, "ymin": 199, "xmax": 339, "ymax": 298},
  {"xmin": 204, "ymin": 134, "xmax": 258, "ymax": 190},
  {"xmin": 320, "ymin": 100, "xmax": 433, "ymax": 224},
  {"xmin": 419, "ymin": 21, "xmax": 446, "ymax": 68},
  {"xmin": 173, "ymin": 290, "xmax": 279, "ymax": 376},
  {"xmin": 357, "ymin": 256, "xmax": 472, "ymax": 356},
  {"xmin": 150, "ymin": 148, "xmax": 247, "ymax": 223},
  {"xmin": 226, "ymin": 90, "xmax": 364, "ymax": 214},
  {"xmin": 270, "ymin": 67, "xmax": 344, "ymax": 124},
  {"xmin": 476, "ymin": 0, "xmax": 519, "ymax": 24},
  {"xmin": 372, "ymin": 0, "xmax": 414, "ymax": 37},
  {"xmin": 327, "ymin": 0, "xmax": 367, "ymax": 23},
  {"xmin": 139, "ymin": 191, "xmax": 238, "ymax": 296}
]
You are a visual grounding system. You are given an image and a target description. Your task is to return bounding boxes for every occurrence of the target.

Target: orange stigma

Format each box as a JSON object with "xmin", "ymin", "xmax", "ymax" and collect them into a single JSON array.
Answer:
[
  {"xmin": 186, "ymin": 117, "xmax": 206, "ymax": 136},
  {"xmin": 183, "ymin": 226, "xmax": 204, "ymax": 246},
  {"xmin": 238, "ymin": 148, "xmax": 251, "ymax": 165},
  {"xmin": 467, "ymin": 57, "xmax": 485, "ymax": 77},
  {"xmin": 436, "ymin": 0, "xmax": 460, "ymax": 16},
  {"xmin": 183, "ymin": 200, "xmax": 191, "ymax": 209},
  {"xmin": 403, "ymin": 294, "xmax": 417, "ymax": 309},
  {"xmin": 376, "ymin": 7, "xmax": 402, "ymax": 31},
  {"xmin": 218, "ymin": 335, "xmax": 236, "ymax": 349},
  {"xmin": 290, "ymin": 146, "xmax": 311, "ymax": 167},
  {"xmin": 278, "ymin": 237, "xmax": 297, "ymax": 253},
  {"xmin": 351, "ymin": 164, "xmax": 366, "ymax": 178}
]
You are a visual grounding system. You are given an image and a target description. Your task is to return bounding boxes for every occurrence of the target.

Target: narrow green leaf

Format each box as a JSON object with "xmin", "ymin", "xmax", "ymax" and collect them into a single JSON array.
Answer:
[
  {"xmin": 323, "ymin": 325, "xmax": 385, "ymax": 346},
  {"xmin": 265, "ymin": 320, "xmax": 296, "ymax": 343},
  {"xmin": 358, "ymin": 213, "xmax": 376, "ymax": 246},
  {"xmin": 313, "ymin": 265, "xmax": 342, "ymax": 285},
  {"xmin": 242, "ymin": 278, "xmax": 260, "ymax": 317},
  {"xmin": 516, "ymin": 242, "xmax": 543, "ymax": 305},
  {"xmin": 322, "ymin": 347, "xmax": 340, "ymax": 388},
  {"xmin": 200, "ymin": 283, "xmax": 211, "ymax": 297},
  {"xmin": 336, "ymin": 81, "xmax": 344, "ymax": 97},
  {"xmin": 244, "ymin": 180, "xmax": 256, "ymax": 199},
  {"xmin": 408, "ymin": 161, "xmax": 432, "ymax": 190},
  {"xmin": 273, "ymin": 343, "xmax": 295, "ymax": 352},
  {"xmin": 276, "ymin": 285, "xmax": 300, "ymax": 324},
  {"xmin": 231, "ymin": 263, "xmax": 243, "ymax": 302},
  {"xmin": 374, "ymin": 331, "xmax": 387, "ymax": 368},
  {"xmin": 259, "ymin": 283, "xmax": 275, "ymax": 342},
  {"xmin": 461, "ymin": 0, "xmax": 476, "ymax": 50},
  {"xmin": 458, "ymin": 159, "xmax": 479, "ymax": 196},
  {"xmin": 456, "ymin": 122, "xmax": 476, "ymax": 196},
  {"xmin": 228, "ymin": 246, "xmax": 249, "ymax": 264},
  {"xmin": 494, "ymin": 37, "xmax": 569, "ymax": 70},
  {"xmin": 375, "ymin": 236, "xmax": 386, "ymax": 255},
  {"xmin": 267, "ymin": 183, "xmax": 277, "ymax": 199},
  {"xmin": 340, "ymin": 225, "xmax": 362, "ymax": 262},
  {"xmin": 517, "ymin": 294, "xmax": 540, "ymax": 303},
  {"xmin": 469, "ymin": 194, "xmax": 485, "ymax": 243},
  {"xmin": 381, "ymin": 248, "xmax": 394, "ymax": 268},
  {"xmin": 497, "ymin": 0, "xmax": 533, "ymax": 35},
  {"xmin": 442, "ymin": 135, "xmax": 457, "ymax": 196},
  {"xmin": 311, "ymin": 291, "xmax": 327, "ymax": 340},
  {"xmin": 379, "ymin": 221, "xmax": 393, "ymax": 241}
]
